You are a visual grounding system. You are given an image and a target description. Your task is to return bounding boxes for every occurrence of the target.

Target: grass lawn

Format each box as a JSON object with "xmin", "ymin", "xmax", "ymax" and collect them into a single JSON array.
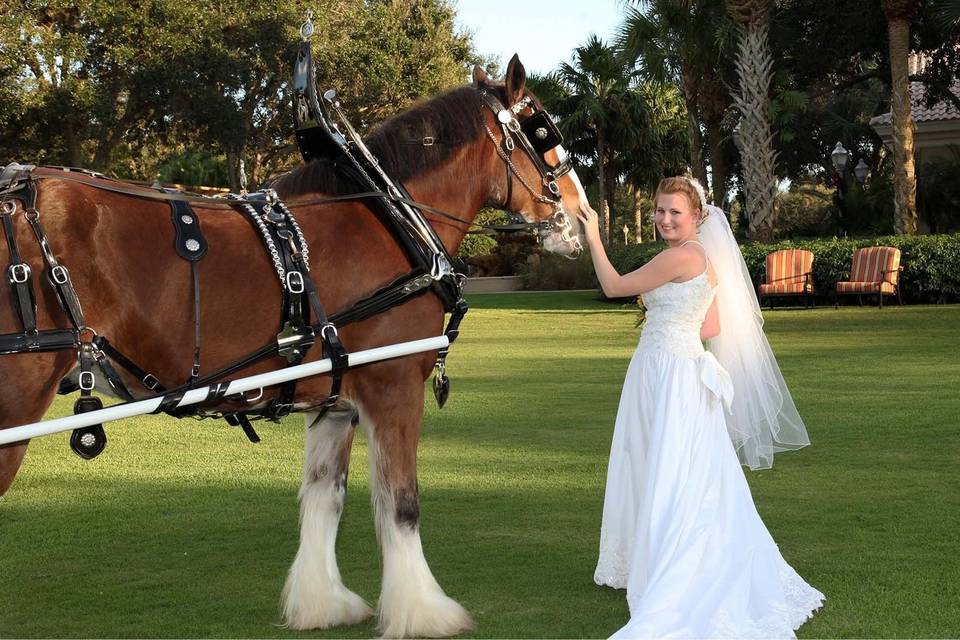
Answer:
[{"xmin": 1, "ymin": 292, "xmax": 958, "ymax": 638}]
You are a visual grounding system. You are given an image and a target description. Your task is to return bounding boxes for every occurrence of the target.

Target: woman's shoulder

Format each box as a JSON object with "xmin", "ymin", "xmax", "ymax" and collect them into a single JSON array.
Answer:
[{"xmin": 658, "ymin": 242, "xmax": 710, "ymax": 282}]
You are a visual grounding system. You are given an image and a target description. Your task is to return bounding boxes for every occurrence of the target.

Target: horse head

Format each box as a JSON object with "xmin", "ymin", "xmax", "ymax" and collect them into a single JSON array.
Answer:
[{"xmin": 472, "ymin": 55, "xmax": 585, "ymax": 259}]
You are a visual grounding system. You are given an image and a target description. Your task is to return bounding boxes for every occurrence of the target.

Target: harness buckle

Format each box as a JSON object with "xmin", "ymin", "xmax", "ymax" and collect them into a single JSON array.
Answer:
[
  {"xmin": 78, "ymin": 370, "xmax": 96, "ymax": 392},
  {"xmin": 422, "ymin": 136, "xmax": 435, "ymax": 146},
  {"xmin": 286, "ymin": 270, "xmax": 305, "ymax": 294},
  {"xmin": 320, "ymin": 322, "xmax": 339, "ymax": 340},
  {"xmin": 0, "ymin": 200, "xmax": 15, "ymax": 215},
  {"xmin": 50, "ymin": 264, "xmax": 69, "ymax": 285},
  {"xmin": 8, "ymin": 263, "xmax": 30, "ymax": 284},
  {"xmin": 546, "ymin": 180, "xmax": 561, "ymax": 197},
  {"xmin": 142, "ymin": 374, "xmax": 160, "ymax": 391},
  {"xmin": 504, "ymin": 135, "xmax": 515, "ymax": 152}
]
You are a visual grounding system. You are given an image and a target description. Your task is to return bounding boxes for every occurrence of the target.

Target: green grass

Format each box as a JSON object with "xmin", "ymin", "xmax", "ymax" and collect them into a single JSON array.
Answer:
[{"xmin": 1, "ymin": 293, "xmax": 959, "ymax": 638}]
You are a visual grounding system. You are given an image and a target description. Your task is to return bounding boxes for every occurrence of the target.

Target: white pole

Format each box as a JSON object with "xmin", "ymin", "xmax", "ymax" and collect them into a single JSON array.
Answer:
[{"xmin": 0, "ymin": 335, "xmax": 449, "ymax": 446}]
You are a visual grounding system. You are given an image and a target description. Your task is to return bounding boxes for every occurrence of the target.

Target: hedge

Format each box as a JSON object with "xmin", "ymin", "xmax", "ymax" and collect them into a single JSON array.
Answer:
[{"xmin": 605, "ymin": 232, "xmax": 960, "ymax": 304}]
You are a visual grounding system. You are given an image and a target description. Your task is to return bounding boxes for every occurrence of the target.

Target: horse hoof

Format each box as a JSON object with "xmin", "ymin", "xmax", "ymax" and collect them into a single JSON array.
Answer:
[
  {"xmin": 281, "ymin": 583, "xmax": 374, "ymax": 630},
  {"xmin": 377, "ymin": 591, "xmax": 474, "ymax": 638}
]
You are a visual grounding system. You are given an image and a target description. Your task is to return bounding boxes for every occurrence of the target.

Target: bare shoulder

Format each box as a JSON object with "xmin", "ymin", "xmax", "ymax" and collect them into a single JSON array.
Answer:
[{"xmin": 660, "ymin": 243, "xmax": 710, "ymax": 283}]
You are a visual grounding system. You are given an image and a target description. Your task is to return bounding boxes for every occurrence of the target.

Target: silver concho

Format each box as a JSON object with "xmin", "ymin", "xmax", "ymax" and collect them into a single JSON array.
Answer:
[
  {"xmin": 181, "ymin": 214, "xmax": 194, "ymax": 224},
  {"xmin": 185, "ymin": 239, "xmax": 201, "ymax": 252},
  {"xmin": 535, "ymin": 127, "xmax": 548, "ymax": 140},
  {"xmin": 80, "ymin": 433, "xmax": 96, "ymax": 448},
  {"xmin": 497, "ymin": 109, "xmax": 512, "ymax": 124}
]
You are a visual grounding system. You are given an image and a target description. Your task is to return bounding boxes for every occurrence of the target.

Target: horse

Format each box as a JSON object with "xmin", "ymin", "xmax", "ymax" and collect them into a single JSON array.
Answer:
[{"xmin": 0, "ymin": 55, "xmax": 587, "ymax": 637}]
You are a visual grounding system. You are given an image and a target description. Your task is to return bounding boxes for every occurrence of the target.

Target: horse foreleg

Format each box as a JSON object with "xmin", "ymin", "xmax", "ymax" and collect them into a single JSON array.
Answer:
[
  {"xmin": 0, "ymin": 354, "xmax": 72, "ymax": 498},
  {"xmin": 359, "ymin": 392, "xmax": 473, "ymax": 638},
  {"xmin": 0, "ymin": 443, "xmax": 28, "ymax": 497},
  {"xmin": 282, "ymin": 407, "xmax": 374, "ymax": 630}
]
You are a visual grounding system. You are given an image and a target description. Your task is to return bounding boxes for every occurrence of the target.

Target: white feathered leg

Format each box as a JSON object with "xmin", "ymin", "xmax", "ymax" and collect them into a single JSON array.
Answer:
[
  {"xmin": 282, "ymin": 409, "xmax": 373, "ymax": 629},
  {"xmin": 361, "ymin": 408, "xmax": 473, "ymax": 638}
]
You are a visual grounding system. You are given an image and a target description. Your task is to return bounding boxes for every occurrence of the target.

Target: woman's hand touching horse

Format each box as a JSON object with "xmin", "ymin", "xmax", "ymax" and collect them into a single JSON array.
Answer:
[{"xmin": 576, "ymin": 201, "xmax": 602, "ymax": 247}]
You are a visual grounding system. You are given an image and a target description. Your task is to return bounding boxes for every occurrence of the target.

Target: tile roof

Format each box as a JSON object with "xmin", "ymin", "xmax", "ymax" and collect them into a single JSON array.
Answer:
[{"xmin": 869, "ymin": 81, "xmax": 960, "ymax": 126}]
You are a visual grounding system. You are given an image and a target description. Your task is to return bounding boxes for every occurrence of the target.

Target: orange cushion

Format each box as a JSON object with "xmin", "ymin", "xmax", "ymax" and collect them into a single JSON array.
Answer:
[
  {"xmin": 836, "ymin": 280, "xmax": 896, "ymax": 294},
  {"xmin": 759, "ymin": 282, "xmax": 810, "ymax": 294}
]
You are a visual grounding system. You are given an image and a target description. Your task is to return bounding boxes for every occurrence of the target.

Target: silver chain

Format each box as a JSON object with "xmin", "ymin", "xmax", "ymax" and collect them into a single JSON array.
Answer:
[
  {"xmin": 276, "ymin": 200, "xmax": 310, "ymax": 270},
  {"xmin": 239, "ymin": 202, "xmax": 285, "ymax": 282}
]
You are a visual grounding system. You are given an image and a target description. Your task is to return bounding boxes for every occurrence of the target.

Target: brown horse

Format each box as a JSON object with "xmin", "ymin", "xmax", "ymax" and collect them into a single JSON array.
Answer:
[{"xmin": 0, "ymin": 56, "xmax": 587, "ymax": 637}]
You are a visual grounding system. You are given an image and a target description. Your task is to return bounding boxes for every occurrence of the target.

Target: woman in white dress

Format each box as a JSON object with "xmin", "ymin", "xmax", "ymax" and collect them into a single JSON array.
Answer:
[{"xmin": 576, "ymin": 177, "xmax": 825, "ymax": 639}]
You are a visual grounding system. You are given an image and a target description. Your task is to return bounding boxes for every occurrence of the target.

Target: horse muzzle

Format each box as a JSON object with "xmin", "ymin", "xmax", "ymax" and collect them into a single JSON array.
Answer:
[{"xmin": 538, "ymin": 209, "xmax": 583, "ymax": 259}]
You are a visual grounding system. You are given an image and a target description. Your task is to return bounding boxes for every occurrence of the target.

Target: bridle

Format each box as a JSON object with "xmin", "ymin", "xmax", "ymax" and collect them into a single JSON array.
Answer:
[{"xmin": 477, "ymin": 88, "xmax": 582, "ymax": 257}]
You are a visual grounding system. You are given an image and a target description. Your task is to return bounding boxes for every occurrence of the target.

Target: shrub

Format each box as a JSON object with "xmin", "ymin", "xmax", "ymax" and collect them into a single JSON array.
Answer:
[{"xmin": 517, "ymin": 251, "xmax": 598, "ymax": 290}]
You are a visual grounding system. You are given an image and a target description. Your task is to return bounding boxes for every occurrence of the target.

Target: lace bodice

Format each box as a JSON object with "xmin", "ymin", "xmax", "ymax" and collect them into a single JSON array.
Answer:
[{"xmin": 638, "ymin": 261, "xmax": 718, "ymax": 359}]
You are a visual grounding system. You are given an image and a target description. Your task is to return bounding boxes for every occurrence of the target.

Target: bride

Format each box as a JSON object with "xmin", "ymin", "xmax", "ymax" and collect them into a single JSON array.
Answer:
[{"xmin": 577, "ymin": 177, "xmax": 825, "ymax": 638}]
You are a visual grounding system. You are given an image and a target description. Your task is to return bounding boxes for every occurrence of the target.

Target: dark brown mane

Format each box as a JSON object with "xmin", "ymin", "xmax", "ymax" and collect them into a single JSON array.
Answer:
[{"xmin": 275, "ymin": 85, "xmax": 489, "ymax": 196}]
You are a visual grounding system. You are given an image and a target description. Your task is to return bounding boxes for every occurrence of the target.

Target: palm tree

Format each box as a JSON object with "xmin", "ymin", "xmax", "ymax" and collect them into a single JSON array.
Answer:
[
  {"xmin": 552, "ymin": 36, "xmax": 641, "ymax": 244},
  {"xmin": 618, "ymin": 0, "xmax": 734, "ymax": 206},
  {"xmin": 727, "ymin": 0, "xmax": 778, "ymax": 241},
  {"xmin": 882, "ymin": 0, "xmax": 919, "ymax": 235}
]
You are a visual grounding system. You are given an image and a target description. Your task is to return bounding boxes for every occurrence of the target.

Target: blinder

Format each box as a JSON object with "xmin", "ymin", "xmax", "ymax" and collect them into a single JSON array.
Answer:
[{"xmin": 520, "ymin": 111, "xmax": 564, "ymax": 156}]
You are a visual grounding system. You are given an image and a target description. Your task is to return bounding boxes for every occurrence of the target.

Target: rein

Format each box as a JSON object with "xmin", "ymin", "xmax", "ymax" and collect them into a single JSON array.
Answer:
[{"xmin": 25, "ymin": 172, "xmax": 549, "ymax": 237}]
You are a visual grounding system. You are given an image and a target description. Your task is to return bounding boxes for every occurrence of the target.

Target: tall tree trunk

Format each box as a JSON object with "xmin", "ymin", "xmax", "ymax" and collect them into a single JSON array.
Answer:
[
  {"xmin": 226, "ymin": 147, "xmax": 243, "ymax": 193},
  {"xmin": 886, "ymin": 15, "xmax": 918, "ymax": 235},
  {"xmin": 729, "ymin": 1, "xmax": 778, "ymax": 242},
  {"xmin": 681, "ymin": 71, "xmax": 708, "ymax": 187},
  {"xmin": 633, "ymin": 185, "xmax": 644, "ymax": 243},
  {"xmin": 596, "ymin": 126, "xmax": 610, "ymax": 245},
  {"xmin": 605, "ymin": 172, "xmax": 618, "ymax": 244},
  {"xmin": 704, "ymin": 118, "xmax": 729, "ymax": 209}
]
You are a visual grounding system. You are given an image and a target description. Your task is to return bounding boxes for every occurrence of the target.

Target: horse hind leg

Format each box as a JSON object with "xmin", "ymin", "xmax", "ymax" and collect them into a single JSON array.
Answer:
[
  {"xmin": 281, "ymin": 405, "xmax": 374, "ymax": 630},
  {"xmin": 358, "ymin": 395, "xmax": 474, "ymax": 638}
]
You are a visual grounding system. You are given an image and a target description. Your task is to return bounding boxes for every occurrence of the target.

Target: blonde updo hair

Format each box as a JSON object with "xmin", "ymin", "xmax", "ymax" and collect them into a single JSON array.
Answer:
[{"xmin": 654, "ymin": 176, "xmax": 710, "ymax": 227}]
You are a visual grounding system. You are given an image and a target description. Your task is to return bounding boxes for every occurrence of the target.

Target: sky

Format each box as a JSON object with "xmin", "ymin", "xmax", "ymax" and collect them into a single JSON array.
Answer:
[{"xmin": 454, "ymin": 0, "xmax": 625, "ymax": 76}]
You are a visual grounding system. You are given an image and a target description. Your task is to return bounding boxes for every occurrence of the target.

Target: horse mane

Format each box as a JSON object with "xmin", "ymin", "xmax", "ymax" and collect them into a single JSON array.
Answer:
[{"xmin": 275, "ymin": 85, "xmax": 491, "ymax": 196}]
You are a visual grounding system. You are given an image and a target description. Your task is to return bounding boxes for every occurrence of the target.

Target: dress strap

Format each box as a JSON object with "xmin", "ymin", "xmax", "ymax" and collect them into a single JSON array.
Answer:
[{"xmin": 679, "ymin": 239, "xmax": 712, "ymax": 271}]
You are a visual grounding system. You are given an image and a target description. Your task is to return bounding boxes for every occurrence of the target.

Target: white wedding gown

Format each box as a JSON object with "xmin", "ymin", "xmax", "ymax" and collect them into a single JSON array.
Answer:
[{"xmin": 593, "ymin": 258, "xmax": 825, "ymax": 639}]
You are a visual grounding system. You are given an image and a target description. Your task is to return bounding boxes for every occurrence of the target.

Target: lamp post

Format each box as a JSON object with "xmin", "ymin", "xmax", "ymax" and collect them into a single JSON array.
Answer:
[
  {"xmin": 854, "ymin": 158, "xmax": 869, "ymax": 185},
  {"xmin": 831, "ymin": 142, "xmax": 850, "ymax": 236}
]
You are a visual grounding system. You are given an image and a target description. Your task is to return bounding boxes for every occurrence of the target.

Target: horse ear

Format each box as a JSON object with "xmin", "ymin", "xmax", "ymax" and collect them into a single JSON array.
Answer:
[
  {"xmin": 504, "ymin": 53, "xmax": 526, "ymax": 106},
  {"xmin": 472, "ymin": 64, "xmax": 489, "ymax": 87}
]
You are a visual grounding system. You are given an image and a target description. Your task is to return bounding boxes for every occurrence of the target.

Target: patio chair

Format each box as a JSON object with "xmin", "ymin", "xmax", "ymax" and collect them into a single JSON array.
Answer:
[
  {"xmin": 757, "ymin": 249, "xmax": 815, "ymax": 310},
  {"xmin": 834, "ymin": 246, "xmax": 903, "ymax": 309}
]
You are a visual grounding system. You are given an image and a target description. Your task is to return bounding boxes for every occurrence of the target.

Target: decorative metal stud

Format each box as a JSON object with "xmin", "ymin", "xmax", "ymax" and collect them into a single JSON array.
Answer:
[
  {"xmin": 185, "ymin": 239, "xmax": 200, "ymax": 252},
  {"xmin": 80, "ymin": 432, "xmax": 96, "ymax": 448},
  {"xmin": 497, "ymin": 109, "xmax": 512, "ymax": 124},
  {"xmin": 535, "ymin": 127, "xmax": 548, "ymax": 140},
  {"xmin": 181, "ymin": 214, "xmax": 194, "ymax": 224}
]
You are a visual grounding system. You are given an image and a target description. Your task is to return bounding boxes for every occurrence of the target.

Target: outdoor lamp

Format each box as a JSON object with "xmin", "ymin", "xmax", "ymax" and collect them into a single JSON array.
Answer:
[
  {"xmin": 831, "ymin": 142, "xmax": 849, "ymax": 175},
  {"xmin": 854, "ymin": 158, "xmax": 869, "ymax": 184}
]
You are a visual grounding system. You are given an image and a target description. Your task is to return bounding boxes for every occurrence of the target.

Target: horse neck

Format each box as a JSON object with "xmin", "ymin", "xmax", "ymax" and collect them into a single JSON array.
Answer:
[{"xmin": 400, "ymin": 140, "xmax": 493, "ymax": 255}]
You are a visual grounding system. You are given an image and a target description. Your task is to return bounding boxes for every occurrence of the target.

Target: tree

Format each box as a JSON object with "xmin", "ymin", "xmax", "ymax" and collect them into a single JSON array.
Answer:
[
  {"xmin": 0, "ymin": 0, "xmax": 481, "ymax": 189},
  {"xmin": 882, "ymin": 0, "xmax": 920, "ymax": 235},
  {"xmin": 0, "ymin": 3, "xmax": 182, "ymax": 169},
  {"xmin": 552, "ymin": 36, "xmax": 638, "ymax": 244},
  {"xmin": 728, "ymin": 0, "xmax": 778, "ymax": 241},
  {"xmin": 618, "ymin": 0, "xmax": 735, "ymax": 206}
]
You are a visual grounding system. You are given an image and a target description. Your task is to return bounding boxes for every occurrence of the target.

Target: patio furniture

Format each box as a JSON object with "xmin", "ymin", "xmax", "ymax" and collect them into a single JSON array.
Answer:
[
  {"xmin": 757, "ymin": 249, "xmax": 815, "ymax": 309},
  {"xmin": 834, "ymin": 246, "xmax": 903, "ymax": 309}
]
